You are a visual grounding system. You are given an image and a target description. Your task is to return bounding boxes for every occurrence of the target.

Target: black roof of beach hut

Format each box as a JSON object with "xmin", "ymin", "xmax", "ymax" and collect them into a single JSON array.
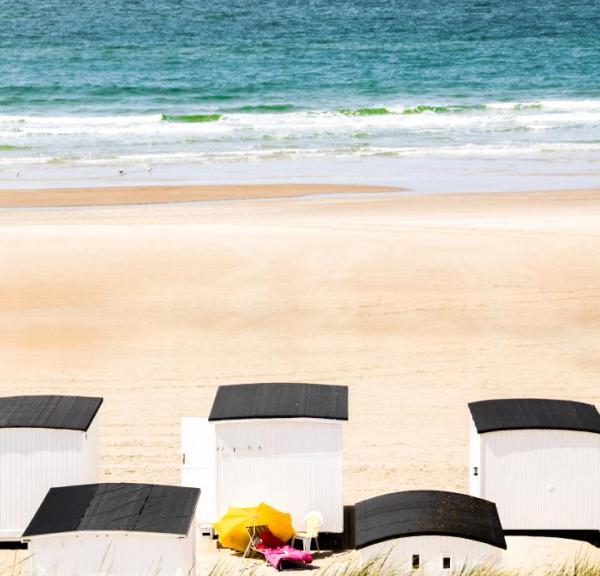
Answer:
[
  {"xmin": 208, "ymin": 383, "xmax": 348, "ymax": 421},
  {"xmin": 0, "ymin": 395, "xmax": 103, "ymax": 431},
  {"xmin": 23, "ymin": 483, "xmax": 200, "ymax": 537},
  {"xmin": 354, "ymin": 490, "xmax": 507, "ymax": 550},
  {"xmin": 469, "ymin": 398, "xmax": 600, "ymax": 434}
]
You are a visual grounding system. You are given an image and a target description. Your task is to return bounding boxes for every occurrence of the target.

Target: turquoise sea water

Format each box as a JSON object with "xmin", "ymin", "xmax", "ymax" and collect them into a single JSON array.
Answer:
[{"xmin": 1, "ymin": 0, "xmax": 599, "ymax": 185}]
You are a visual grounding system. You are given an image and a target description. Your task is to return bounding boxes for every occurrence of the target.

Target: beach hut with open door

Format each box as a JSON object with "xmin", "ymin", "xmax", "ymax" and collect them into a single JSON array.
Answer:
[
  {"xmin": 181, "ymin": 383, "xmax": 347, "ymax": 534},
  {"xmin": 0, "ymin": 395, "xmax": 102, "ymax": 542},
  {"xmin": 468, "ymin": 398, "xmax": 600, "ymax": 545},
  {"xmin": 23, "ymin": 483, "xmax": 200, "ymax": 576},
  {"xmin": 354, "ymin": 490, "xmax": 506, "ymax": 575}
]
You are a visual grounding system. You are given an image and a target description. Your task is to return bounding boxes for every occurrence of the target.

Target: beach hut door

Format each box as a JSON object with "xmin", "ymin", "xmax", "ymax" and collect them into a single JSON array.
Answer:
[{"xmin": 181, "ymin": 417, "xmax": 217, "ymax": 531}]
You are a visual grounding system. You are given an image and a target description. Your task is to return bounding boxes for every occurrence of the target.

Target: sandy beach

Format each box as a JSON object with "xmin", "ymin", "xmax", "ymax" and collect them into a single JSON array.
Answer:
[{"xmin": 1, "ymin": 184, "xmax": 599, "ymax": 574}]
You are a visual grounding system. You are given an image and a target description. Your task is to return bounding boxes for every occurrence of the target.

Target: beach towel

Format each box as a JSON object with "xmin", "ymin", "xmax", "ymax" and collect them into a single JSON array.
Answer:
[
  {"xmin": 256, "ymin": 543, "xmax": 314, "ymax": 570},
  {"xmin": 255, "ymin": 529, "xmax": 313, "ymax": 570}
]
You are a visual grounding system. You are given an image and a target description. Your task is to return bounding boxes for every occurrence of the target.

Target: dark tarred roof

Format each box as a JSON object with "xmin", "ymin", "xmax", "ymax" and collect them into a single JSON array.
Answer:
[
  {"xmin": 23, "ymin": 483, "xmax": 200, "ymax": 537},
  {"xmin": 0, "ymin": 395, "xmax": 103, "ymax": 431},
  {"xmin": 469, "ymin": 398, "xmax": 600, "ymax": 434},
  {"xmin": 354, "ymin": 490, "xmax": 507, "ymax": 550},
  {"xmin": 208, "ymin": 383, "xmax": 348, "ymax": 421}
]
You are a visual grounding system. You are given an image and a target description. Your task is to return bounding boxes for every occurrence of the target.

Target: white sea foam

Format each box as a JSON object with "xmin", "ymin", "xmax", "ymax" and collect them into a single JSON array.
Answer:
[
  {"xmin": 1, "ymin": 99, "xmax": 599, "ymax": 169},
  {"xmin": 486, "ymin": 99, "xmax": 600, "ymax": 111},
  {"xmin": 2, "ymin": 141, "xmax": 600, "ymax": 169}
]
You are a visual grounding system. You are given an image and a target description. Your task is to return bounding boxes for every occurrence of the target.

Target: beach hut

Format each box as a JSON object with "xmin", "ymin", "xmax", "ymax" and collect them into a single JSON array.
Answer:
[
  {"xmin": 23, "ymin": 483, "xmax": 200, "ymax": 576},
  {"xmin": 354, "ymin": 490, "xmax": 506, "ymax": 575},
  {"xmin": 181, "ymin": 382, "xmax": 348, "ymax": 533},
  {"xmin": 469, "ymin": 398, "xmax": 600, "ymax": 543},
  {"xmin": 0, "ymin": 395, "xmax": 102, "ymax": 541}
]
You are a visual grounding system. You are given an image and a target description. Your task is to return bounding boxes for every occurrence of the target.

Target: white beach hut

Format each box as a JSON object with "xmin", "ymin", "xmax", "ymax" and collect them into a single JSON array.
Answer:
[
  {"xmin": 181, "ymin": 382, "xmax": 347, "ymax": 533},
  {"xmin": 468, "ymin": 398, "xmax": 600, "ymax": 545},
  {"xmin": 0, "ymin": 395, "xmax": 102, "ymax": 541},
  {"xmin": 354, "ymin": 490, "xmax": 506, "ymax": 575},
  {"xmin": 23, "ymin": 483, "xmax": 200, "ymax": 576}
]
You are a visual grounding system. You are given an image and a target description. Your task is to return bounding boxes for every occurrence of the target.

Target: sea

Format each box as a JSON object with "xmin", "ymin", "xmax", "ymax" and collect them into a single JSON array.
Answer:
[{"xmin": 1, "ymin": 0, "xmax": 599, "ymax": 191}]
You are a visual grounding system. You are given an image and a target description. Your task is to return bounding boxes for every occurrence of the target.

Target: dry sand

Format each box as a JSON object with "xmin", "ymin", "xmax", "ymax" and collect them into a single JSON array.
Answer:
[{"xmin": 0, "ymin": 184, "xmax": 599, "ymax": 575}]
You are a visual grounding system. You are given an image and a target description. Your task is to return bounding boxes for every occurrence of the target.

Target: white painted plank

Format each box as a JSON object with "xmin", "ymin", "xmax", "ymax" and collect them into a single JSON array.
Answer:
[
  {"xmin": 0, "ymin": 426, "xmax": 99, "ymax": 537},
  {"xmin": 479, "ymin": 429, "xmax": 600, "ymax": 530},
  {"xmin": 215, "ymin": 419, "xmax": 343, "ymax": 532}
]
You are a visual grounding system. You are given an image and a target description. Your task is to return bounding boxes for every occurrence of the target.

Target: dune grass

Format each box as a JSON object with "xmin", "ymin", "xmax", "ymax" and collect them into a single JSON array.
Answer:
[
  {"xmin": 205, "ymin": 554, "xmax": 600, "ymax": 576},
  {"xmin": 319, "ymin": 558, "xmax": 600, "ymax": 576},
  {"xmin": 0, "ymin": 551, "xmax": 26, "ymax": 576},
  {"xmin": 3, "ymin": 549, "xmax": 599, "ymax": 576}
]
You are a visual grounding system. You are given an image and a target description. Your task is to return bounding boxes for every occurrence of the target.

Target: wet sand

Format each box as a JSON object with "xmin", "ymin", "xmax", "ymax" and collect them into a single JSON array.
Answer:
[{"xmin": 0, "ymin": 183, "xmax": 401, "ymax": 207}]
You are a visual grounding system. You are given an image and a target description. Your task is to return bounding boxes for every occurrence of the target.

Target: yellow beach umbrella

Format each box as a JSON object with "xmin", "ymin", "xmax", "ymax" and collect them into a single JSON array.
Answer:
[{"xmin": 214, "ymin": 502, "xmax": 295, "ymax": 552}]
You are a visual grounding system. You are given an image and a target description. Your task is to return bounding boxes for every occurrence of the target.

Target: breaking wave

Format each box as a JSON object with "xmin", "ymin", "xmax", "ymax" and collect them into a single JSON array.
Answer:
[{"xmin": 1, "ymin": 99, "xmax": 600, "ymax": 169}]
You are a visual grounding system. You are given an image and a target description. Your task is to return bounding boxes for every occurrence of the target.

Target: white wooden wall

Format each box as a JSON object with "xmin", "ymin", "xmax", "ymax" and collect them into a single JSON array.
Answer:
[
  {"xmin": 475, "ymin": 427, "xmax": 600, "ymax": 530},
  {"xmin": 81, "ymin": 419, "xmax": 100, "ymax": 482},
  {"xmin": 0, "ymin": 421, "xmax": 99, "ymax": 539},
  {"xmin": 216, "ymin": 419, "xmax": 343, "ymax": 532},
  {"xmin": 27, "ymin": 526, "xmax": 195, "ymax": 576},
  {"xmin": 468, "ymin": 419, "xmax": 481, "ymax": 496},
  {"xmin": 359, "ymin": 535, "xmax": 503, "ymax": 576}
]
